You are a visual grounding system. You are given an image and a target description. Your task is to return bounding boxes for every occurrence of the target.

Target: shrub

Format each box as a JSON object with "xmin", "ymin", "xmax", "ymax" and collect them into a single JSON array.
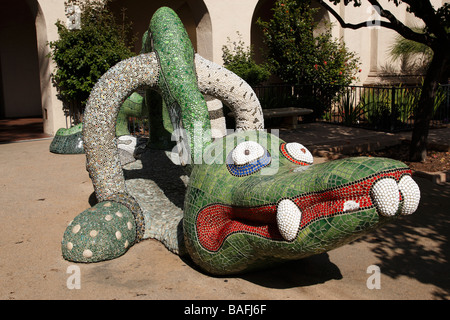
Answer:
[
  {"xmin": 48, "ymin": 0, "xmax": 136, "ymax": 115},
  {"xmin": 222, "ymin": 32, "xmax": 271, "ymax": 86},
  {"xmin": 256, "ymin": 0, "xmax": 360, "ymax": 86}
]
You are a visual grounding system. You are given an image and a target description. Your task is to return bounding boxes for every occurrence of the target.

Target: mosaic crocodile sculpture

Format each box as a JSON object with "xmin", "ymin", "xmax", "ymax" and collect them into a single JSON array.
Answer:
[{"xmin": 61, "ymin": 7, "xmax": 420, "ymax": 275}]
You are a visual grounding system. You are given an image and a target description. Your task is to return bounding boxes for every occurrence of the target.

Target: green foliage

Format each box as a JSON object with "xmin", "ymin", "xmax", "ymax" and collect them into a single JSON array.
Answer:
[
  {"xmin": 337, "ymin": 87, "xmax": 365, "ymax": 126},
  {"xmin": 389, "ymin": 27, "xmax": 433, "ymax": 73},
  {"xmin": 222, "ymin": 32, "xmax": 271, "ymax": 86},
  {"xmin": 256, "ymin": 0, "xmax": 360, "ymax": 86},
  {"xmin": 48, "ymin": 0, "xmax": 136, "ymax": 108}
]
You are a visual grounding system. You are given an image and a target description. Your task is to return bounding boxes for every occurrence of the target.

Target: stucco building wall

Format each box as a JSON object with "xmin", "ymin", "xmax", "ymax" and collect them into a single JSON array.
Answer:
[{"xmin": 0, "ymin": 0, "xmax": 446, "ymax": 134}]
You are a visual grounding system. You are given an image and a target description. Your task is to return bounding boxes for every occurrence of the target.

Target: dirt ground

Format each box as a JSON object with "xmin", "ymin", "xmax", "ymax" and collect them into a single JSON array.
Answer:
[
  {"xmin": 1, "ymin": 139, "xmax": 449, "ymax": 301},
  {"xmin": 351, "ymin": 141, "xmax": 450, "ymax": 173}
]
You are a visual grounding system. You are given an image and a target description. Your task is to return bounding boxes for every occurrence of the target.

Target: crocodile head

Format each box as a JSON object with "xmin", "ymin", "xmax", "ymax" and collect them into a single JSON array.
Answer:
[{"xmin": 183, "ymin": 130, "xmax": 420, "ymax": 275}]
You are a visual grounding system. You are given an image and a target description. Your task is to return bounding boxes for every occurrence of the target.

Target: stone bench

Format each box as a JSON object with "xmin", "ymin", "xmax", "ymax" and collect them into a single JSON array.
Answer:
[
  {"xmin": 228, "ymin": 107, "xmax": 313, "ymax": 128},
  {"xmin": 263, "ymin": 107, "xmax": 313, "ymax": 128}
]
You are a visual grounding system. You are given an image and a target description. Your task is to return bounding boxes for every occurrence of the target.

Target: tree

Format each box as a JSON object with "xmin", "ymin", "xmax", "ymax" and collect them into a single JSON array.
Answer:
[
  {"xmin": 317, "ymin": 0, "xmax": 450, "ymax": 161},
  {"xmin": 256, "ymin": 0, "xmax": 361, "ymax": 118},
  {"xmin": 256, "ymin": 0, "xmax": 361, "ymax": 86},
  {"xmin": 48, "ymin": 0, "xmax": 136, "ymax": 119}
]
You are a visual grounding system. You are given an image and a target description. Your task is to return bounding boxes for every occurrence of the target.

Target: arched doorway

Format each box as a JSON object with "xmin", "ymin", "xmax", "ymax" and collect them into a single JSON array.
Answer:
[
  {"xmin": 107, "ymin": 0, "xmax": 212, "ymax": 59},
  {"xmin": 0, "ymin": 0, "xmax": 42, "ymax": 119}
]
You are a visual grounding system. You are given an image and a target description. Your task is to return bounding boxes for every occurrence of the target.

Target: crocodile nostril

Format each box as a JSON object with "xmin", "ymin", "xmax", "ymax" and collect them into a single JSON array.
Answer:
[
  {"xmin": 398, "ymin": 175, "xmax": 420, "ymax": 215},
  {"xmin": 371, "ymin": 178, "xmax": 400, "ymax": 217}
]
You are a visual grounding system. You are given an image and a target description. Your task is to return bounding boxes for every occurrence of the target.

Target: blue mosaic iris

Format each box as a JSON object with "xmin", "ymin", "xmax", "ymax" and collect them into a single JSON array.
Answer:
[{"xmin": 226, "ymin": 150, "xmax": 272, "ymax": 177}]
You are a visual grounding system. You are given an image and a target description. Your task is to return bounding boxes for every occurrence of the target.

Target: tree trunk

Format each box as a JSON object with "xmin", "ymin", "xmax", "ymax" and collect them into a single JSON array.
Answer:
[{"xmin": 409, "ymin": 48, "xmax": 450, "ymax": 162}]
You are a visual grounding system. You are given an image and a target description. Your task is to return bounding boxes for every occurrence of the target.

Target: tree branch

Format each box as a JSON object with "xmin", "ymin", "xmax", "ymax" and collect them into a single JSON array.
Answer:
[
  {"xmin": 318, "ymin": 0, "xmax": 435, "ymax": 47},
  {"xmin": 318, "ymin": 0, "xmax": 389, "ymax": 29},
  {"xmin": 401, "ymin": 0, "xmax": 448, "ymax": 42}
]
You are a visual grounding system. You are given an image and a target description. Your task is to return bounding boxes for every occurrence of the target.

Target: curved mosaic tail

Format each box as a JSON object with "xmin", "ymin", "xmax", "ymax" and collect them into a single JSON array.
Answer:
[{"xmin": 62, "ymin": 7, "xmax": 217, "ymax": 262}]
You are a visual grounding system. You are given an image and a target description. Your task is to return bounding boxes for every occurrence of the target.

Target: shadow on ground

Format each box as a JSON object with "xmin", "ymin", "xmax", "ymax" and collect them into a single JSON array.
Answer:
[
  {"xmin": 353, "ymin": 177, "xmax": 450, "ymax": 299},
  {"xmin": 119, "ymin": 148, "xmax": 449, "ymax": 294},
  {"xmin": 238, "ymin": 253, "xmax": 342, "ymax": 289}
]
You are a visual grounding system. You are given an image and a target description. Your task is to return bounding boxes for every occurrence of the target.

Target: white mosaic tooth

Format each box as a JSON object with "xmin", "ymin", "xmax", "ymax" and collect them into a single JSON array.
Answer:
[
  {"xmin": 343, "ymin": 200, "xmax": 360, "ymax": 212},
  {"xmin": 285, "ymin": 142, "xmax": 313, "ymax": 164},
  {"xmin": 277, "ymin": 199, "xmax": 302, "ymax": 241},
  {"xmin": 398, "ymin": 175, "xmax": 420, "ymax": 215},
  {"xmin": 371, "ymin": 178, "xmax": 400, "ymax": 217},
  {"xmin": 232, "ymin": 141, "xmax": 265, "ymax": 165}
]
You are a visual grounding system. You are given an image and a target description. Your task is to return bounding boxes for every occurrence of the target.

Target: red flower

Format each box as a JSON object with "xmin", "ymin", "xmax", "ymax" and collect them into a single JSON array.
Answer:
[
  {"xmin": 324, "ymin": 61, "xmax": 327, "ymax": 65},
  {"xmin": 314, "ymin": 64, "xmax": 318, "ymax": 69},
  {"xmin": 359, "ymin": 69, "xmax": 362, "ymax": 72}
]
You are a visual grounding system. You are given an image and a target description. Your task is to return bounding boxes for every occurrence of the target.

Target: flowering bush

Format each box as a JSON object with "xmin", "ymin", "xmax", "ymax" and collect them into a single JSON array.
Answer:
[{"xmin": 256, "ymin": 0, "xmax": 360, "ymax": 86}]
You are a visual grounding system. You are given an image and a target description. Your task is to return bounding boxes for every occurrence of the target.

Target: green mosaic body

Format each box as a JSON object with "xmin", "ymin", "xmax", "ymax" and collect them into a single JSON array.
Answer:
[
  {"xmin": 49, "ymin": 123, "xmax": 84, "ymax": 154},
  {"xmin": 183, "ymin": 131, "xmax": 410, "ymax": 274},
  {"xmin": 62, "ymin": 201, "xmax": 136, "ymax": 262},
  {"xmin": 150, "ymin": 7, "xmax": 211, "ymax": 162}
]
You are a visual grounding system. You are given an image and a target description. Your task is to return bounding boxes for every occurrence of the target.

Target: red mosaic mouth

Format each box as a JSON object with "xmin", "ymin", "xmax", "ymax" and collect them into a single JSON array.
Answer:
[{"xmin": 196, "ymin": 169, "xmax": 410, "ymax": 252}]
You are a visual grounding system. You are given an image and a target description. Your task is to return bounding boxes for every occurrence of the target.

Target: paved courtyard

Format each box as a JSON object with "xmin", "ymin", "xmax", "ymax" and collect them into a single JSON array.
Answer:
[{"xmin": 0, "ymin": 127, "xmax": 449, "ymax": 300}]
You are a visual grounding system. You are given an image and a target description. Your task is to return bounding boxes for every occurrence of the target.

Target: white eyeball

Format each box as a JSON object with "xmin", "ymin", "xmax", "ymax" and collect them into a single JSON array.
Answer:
[
  {"xmin": 285, "ymin": 142, "xmax": 313, "ymax": 165},
  {"xmin": 232, "ymin": 141, "xmax": 265, "ymax": 165}
]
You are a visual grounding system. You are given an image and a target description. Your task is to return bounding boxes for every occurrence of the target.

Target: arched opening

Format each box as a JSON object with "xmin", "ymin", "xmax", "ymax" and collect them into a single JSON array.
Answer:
[
  {"xmin": 0, "ymin": 0, "xmax": 42, "ymax": 119},
  {"xmin": 107, "ymin": 0, "xmax": 212, "ymax": 58}
]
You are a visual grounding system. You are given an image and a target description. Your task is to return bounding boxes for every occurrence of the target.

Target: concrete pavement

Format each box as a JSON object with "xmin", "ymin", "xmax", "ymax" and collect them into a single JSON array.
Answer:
[{"xmin": 0, "ymin": 123, "xmax": 449, "ymax": 300}]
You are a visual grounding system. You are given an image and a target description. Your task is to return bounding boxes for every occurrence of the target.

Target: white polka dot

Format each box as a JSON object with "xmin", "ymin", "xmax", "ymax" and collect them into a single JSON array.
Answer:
[
  {"xmin": 103, "ymin": 202, "xmax": 112, "ymax": 207},
  {"xmin": 67, "ymin": 242, "xmax": 73, "ymax": 250},
  {"xmin": 90, "ymin": 230, "xmax": 98, "ymax": 237},
  {"xmin": 115, "ymin": 231, "xmax": 122, "ymax": 240},
  {"xmin": 115, "ymin": 211, "xmax": 123, "ymax": 218},
  {"xmin": 83, "ymin": 249, "xmax": 93, "ymax": 258},
  {"xmin": 127, "ymin": 222, "xmax": 133, "ymax": 230},
  {"xmin": 105, "ymin": 215, "xmax": 113, "ymax": 221},
  {"xmin": 72, "ymin": 224, "xmax": 81, "ymax": 234},
  {"xmin": 124, "ymin": 240, "xmax": 129, "ymax": 248}
]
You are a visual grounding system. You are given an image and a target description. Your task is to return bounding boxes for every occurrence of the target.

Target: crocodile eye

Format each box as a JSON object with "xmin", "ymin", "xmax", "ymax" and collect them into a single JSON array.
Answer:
[
  {"xmin": 281, "ymin": 142, "xmax": 313, "ymax": 165},
  {"xmin": 227, "ymin": 141, "xmax": 271, "ymax": 176},
  {"xmin": 232, "ymin": 141, "xmax": 264, "ymax": 165}
]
